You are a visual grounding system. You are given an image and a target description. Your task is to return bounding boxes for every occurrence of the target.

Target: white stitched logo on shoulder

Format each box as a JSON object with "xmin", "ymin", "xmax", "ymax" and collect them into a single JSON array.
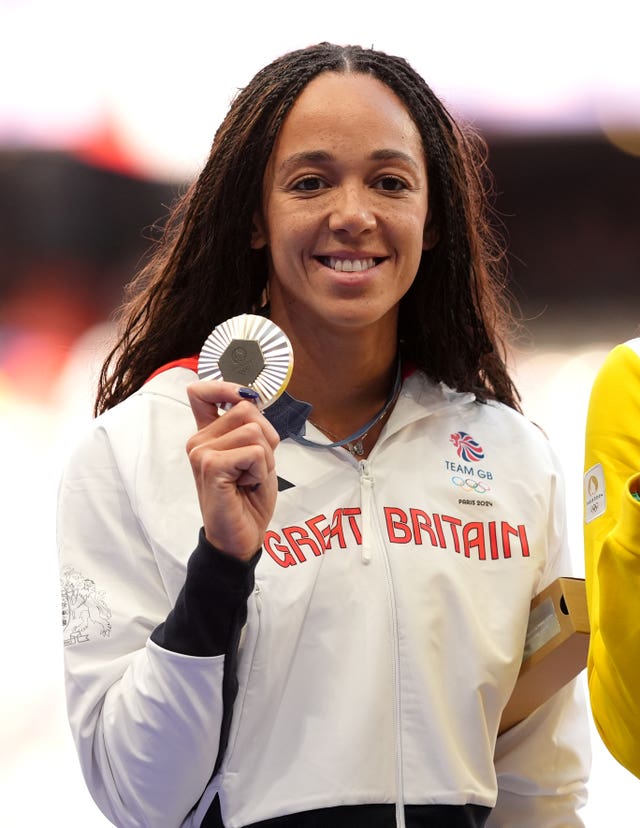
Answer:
[
  {"xmin": 61, "ymin": 565, "xmax": 112, "ymax": 646},
  {"xmin": 584, "ymin": 463, "xmax": 606, "ymax": 523}
]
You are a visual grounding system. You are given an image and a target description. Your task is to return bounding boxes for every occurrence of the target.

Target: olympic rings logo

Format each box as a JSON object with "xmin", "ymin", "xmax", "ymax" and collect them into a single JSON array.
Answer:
[{"xmin": 451, "ymin": 476, "xmax": 491, "ymax": 493}]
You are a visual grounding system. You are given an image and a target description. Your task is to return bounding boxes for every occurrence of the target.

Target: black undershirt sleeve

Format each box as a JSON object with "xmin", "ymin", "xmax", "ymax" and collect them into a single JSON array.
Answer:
[{"xmin": 150, "ymin": 528, "xmax": 261, "ymax": 657}]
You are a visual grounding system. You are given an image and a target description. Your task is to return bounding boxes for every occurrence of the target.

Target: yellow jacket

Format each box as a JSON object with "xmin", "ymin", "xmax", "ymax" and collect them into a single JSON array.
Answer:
[{"xmin": 584, "ymin": 337, "xmax": 640, "ymax": 778}]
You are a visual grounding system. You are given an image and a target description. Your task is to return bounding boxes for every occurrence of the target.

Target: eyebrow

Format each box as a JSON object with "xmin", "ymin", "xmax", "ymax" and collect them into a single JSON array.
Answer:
[{"xmin": 278, "ymin": 148, "xmax": 421, "ymax": 173}]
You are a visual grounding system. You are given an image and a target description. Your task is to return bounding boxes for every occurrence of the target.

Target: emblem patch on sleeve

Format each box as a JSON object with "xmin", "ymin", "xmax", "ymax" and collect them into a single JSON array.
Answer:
[
  {"xmin": 61, "ymin": 565, "xmax": 112, "ymax": 646},
  {"xmin": 584, "ymin": 463, "xmax": 606, "ymax": 523}
]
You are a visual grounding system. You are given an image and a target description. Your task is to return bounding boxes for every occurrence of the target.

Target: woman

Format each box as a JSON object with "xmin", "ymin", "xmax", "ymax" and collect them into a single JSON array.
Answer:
[
  {"xmin": 584, "ymin": 337, "xmax": 640, "ymax": 779},
  {"xmin": 58, "ymin": 43, "xmax": 589, "ymax": 828}
]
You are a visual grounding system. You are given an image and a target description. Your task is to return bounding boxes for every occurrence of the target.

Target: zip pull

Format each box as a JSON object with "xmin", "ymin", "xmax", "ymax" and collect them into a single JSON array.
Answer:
[{"xmin": 359, "ymin": 460, "xmax": 374, "ymax": 564}]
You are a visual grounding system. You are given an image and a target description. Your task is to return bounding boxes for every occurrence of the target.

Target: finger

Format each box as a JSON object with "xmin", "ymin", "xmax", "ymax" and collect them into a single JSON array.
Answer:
[
  {"xmin": 190, "ymin": 443, "xmax": 273, "ymax": 492},
  {"xmin": 215, "ymin": 402, "xmax": 281, "ymax": 451},
  {"xmin": 187, "ymin": 426, "xmax": 275, "ymax": 489},
  {"xmin": 190, "ymin": 420, "xmax": 274, "ymax": 462},
  {"xmin": 186, "ymin": 380, "xmax": 259, "ymax": 430},
  {"xmin": 186, "ymin": 400, "xmax": 280, "ymax": 459}
]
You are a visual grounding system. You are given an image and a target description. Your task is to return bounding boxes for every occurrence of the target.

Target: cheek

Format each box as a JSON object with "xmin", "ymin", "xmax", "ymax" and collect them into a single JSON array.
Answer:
[
  {"xmin": 387, "ymin": 201, "xmax": 429, "ymax": 235},
  {"xmin": 270, "ymin": 230, "xmax": 299, "ymax": 263},
  {"xmin": 400, "ymin": 215, "xmax": 431, "ymax": 251},
  {"xmin": 264, "ymin": 227, "xmax": 310, "ymax": 282},
  {"xmin": 272, "ymin": 217, "xmax": 315, "ymax": 257}
]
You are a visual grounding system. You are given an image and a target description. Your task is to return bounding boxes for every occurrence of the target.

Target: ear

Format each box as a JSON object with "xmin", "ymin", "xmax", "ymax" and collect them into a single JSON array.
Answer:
[
  {"xmin": 422, "ymin": 213, "xmax": 439, "ymax": 251},
  {"xmin": 251, "ymin": 212, "xmax": 267, "ymax": 250}
]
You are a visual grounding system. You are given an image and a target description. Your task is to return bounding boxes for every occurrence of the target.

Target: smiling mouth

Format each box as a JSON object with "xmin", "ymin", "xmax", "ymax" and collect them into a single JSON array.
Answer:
[{"xmin": 317, "ymin": 256, "xmax": 384, "ymax": 272}]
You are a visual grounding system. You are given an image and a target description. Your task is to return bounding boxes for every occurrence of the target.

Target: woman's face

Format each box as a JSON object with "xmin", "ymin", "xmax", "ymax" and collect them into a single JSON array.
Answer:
[{"xmin": 253, "ymin": 71, "xmax": 434, "ymax": 341}]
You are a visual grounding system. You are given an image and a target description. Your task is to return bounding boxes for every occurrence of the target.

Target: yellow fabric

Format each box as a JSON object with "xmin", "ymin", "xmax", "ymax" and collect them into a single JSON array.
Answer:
[{"xmin": 584, "ymin": 338, "xmax": 640, "ymax": 778}]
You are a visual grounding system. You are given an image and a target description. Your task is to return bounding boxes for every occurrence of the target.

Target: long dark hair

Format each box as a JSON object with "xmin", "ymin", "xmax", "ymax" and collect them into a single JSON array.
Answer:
[{"xmin": 96, "ymin": 42, "xmax": 520, "ymax": 415}]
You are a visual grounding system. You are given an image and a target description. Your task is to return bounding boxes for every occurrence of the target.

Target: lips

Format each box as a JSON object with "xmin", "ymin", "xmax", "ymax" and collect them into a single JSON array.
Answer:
[{"xmin": 317, "ymin": 256, "xmax": 384, "ymax": 272}]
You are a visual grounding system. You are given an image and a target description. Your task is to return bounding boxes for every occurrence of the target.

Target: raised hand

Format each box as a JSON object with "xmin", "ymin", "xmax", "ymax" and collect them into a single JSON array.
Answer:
[{"xmin": 186, "ymin": 381, "xmax": 280, "ymax": 561}]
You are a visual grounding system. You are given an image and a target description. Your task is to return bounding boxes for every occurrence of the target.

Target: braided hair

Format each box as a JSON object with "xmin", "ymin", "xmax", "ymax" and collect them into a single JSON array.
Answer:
[{"xmin": 95, "ymin": 42, "xmax": 520, "ymax": 414}]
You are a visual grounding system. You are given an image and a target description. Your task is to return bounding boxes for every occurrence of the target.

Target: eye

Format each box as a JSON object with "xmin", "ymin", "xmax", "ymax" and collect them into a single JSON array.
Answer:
[
  {"xmin": 374, "ymin": 176, "xmax": 408, "ymax": 192},
  {"xmin": 292, "ymin": 176, "xmax": 328, "ymax": 192}
]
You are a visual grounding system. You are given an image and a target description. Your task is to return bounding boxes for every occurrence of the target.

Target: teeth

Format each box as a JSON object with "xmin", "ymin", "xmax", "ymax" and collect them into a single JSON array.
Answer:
[{"xmin": 325, "ymin": 257, "xmax": 376, "ymax": 272}]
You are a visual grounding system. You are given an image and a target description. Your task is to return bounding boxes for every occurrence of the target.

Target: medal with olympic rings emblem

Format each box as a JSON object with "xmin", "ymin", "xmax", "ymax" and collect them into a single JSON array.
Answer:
[{"xmin": 198, "ymin": 314, "xmax": 294, "ymax": 410}]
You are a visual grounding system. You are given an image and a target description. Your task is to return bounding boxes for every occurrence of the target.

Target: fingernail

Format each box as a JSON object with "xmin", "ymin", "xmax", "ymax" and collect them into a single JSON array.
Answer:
[{"xmin": 238, "ymin": 387, "xmax": 260, "ymax": 401}]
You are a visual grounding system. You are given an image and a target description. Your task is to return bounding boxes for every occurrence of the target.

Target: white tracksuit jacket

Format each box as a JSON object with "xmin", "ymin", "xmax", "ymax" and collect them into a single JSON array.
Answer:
[{"xmin": 57, "ymin": 366, "xmax": 590, "ymax": 828}]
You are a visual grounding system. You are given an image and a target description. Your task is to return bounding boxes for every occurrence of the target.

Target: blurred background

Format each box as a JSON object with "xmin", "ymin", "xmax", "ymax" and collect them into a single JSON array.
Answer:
[{"xmin": 1, "ymin": 0, "xmax": 639, "ymax": 824}]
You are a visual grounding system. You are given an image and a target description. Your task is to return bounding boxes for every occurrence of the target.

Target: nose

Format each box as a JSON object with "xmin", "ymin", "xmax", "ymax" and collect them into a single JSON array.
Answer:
[{"xmin": 328, "ymin": 184, "xmax": 377, "ymax": 235}]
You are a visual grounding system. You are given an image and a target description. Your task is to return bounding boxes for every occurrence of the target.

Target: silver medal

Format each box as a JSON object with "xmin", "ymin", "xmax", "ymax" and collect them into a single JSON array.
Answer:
[{"xmin": 198, "ymin": 314, "xmax": 294, "ymax": 409}]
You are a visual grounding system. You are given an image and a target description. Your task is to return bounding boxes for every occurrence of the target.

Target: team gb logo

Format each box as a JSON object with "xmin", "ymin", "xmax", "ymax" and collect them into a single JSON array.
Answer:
[{"xmin": 450, "ymin": 431, "xmax": 485, "ymax": 463}]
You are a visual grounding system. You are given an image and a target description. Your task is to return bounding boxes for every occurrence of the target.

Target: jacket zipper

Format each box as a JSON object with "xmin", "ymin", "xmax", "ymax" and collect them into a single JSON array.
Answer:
[
  {"xmin": 359, "ymin": 459, "xmax": 406, "ymax": 828},
  {"xmin": 359, "ymin": 460, "xmax": 374, "ymax": 564}
]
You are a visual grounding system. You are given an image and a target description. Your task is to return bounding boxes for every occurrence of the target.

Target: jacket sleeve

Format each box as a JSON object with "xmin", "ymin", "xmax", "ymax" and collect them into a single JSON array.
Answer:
[
  {"xmin": 488, "ymin": 446, "xmax": 590, "ymax": 827},
  {"xmin": 57, "ymin": 418, "xmax": 256, "ymax": 828},
  {"xmin": 584, "ymin": 341, "xmax": 640, "ymax": 778}
]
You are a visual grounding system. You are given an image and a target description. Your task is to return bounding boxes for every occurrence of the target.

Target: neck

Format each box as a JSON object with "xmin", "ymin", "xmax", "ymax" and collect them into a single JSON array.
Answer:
[
  {"xmin": 308, "ymin": 359, "xmax": 401, "ymax": 458},
  {"xmin": 287, "ymin": 331, "xmax": 398, "ymax": 429}
]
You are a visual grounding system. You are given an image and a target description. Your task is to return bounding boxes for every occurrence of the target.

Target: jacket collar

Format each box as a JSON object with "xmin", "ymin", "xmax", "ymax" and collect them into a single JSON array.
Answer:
[
  {"xmin": 265, "ymin": 371, "xmax": 476, "ymax": 443},
  {"xmin": 144, "ymin": 359, "xmax": 476, "ymax": 442}
]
